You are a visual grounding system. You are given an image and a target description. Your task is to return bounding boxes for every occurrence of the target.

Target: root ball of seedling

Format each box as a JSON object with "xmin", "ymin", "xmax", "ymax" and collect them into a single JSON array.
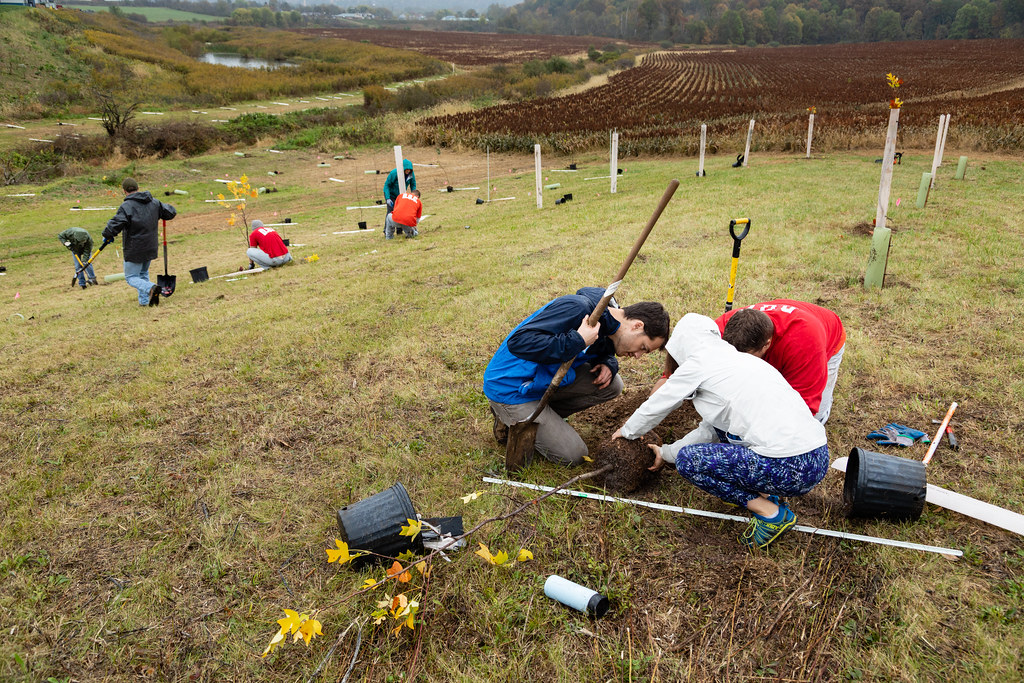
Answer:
[{"xmin": 593, "ymin": 433, "xmax": 663, "ymax": 493}]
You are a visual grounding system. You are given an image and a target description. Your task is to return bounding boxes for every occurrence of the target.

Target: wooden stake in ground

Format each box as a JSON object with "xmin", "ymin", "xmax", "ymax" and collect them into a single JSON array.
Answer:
[
  {"xmin": 806, "ymin": 113, "xmax": 814, "ymax": 159},
  {"xmin": 698, "ymin": 124, "xmax": 707, "ymax": 176},
  {"xmin": 742, "ymin": 119, "xmax": 755, "ymax": 167},
  {"xmin": 929, "ymin": 114, "xmax": 946, "ymax": 189},
  {"xmin": 610, "ymin": 131, "xmax": 619, "ymax": 194},
  {"xmin": 394, "ymin": 145, "xmax": 405, "ymax": 195},
  {"xmin": 534, "ymin": 144, "xmax": 542, "ymax": 209},
  {"xmin": 865, "ymin": 107, "xmax": 900, "ymax": 289},
  {"xmin": 938, "ymin": 113, "xmax": 951, "ymax": 166}
]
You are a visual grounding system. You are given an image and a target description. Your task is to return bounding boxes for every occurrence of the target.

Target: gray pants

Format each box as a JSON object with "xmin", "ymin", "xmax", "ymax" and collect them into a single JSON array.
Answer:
[
  {"xmin": 489, "ymin": 363, "xmax": 624, "ymax": 466},
  {"xmin": 385, "ymin": 213, "xmax": 418, "ymax": 240},
  {"xmin": 247, "ymin": 247, "xmax": 292, "ymax": 268}
]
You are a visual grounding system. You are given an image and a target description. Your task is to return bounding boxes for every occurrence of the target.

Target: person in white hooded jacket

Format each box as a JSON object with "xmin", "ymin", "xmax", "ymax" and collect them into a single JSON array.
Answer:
[{"xmin": 612, "ymin": 313, "xmax": 829, "ymax": 549}]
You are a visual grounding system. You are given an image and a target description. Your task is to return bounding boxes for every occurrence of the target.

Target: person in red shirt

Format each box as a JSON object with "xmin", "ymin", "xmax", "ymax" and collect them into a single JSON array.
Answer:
[
  {"xmin": 385, "ymin": 190, "xmax": 422, "ymax": 240},
  {"xmin": 247, "ymin": 220, "xmax": 292, "ymax": 268},
  {"xmin": 718, "ymin": 300, "xmax": 845, "ymax": 423},
  {"xmin": 653, "ymin": 300, "xmax": 845, "ymax": 424}
]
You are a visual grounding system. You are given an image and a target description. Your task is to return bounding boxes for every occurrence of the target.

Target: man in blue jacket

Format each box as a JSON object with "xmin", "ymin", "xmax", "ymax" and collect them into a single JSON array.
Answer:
[
  {"xmin": 102, "ymin": 177, "xmax": 177, "ymax": 307},
  {"xmin": 484, "ymin": 288, "xmax": 670, "ymax": 466},
  {"xmin": 383, "ymin": 159, "xmax": 416, "ymax": 233}
]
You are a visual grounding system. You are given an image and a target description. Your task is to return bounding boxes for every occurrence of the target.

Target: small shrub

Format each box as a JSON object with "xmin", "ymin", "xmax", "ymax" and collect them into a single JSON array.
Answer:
[{"xmin": 363, "ymin": 85, "xmax": 392, "ymax": 114}]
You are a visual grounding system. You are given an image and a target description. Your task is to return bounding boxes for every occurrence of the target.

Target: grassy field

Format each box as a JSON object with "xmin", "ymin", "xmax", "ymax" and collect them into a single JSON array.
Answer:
[
  {"xmin": 1, "ymin": 143, "xmax": 1023, "ymax": 681},
  {"xmin": 61, "ymin": 5, "xmax": 224, "ymax": 23}
]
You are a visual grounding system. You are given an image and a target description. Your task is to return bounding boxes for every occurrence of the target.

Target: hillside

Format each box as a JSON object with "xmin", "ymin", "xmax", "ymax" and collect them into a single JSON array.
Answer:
[{"xmin": 0, "ymin": 8, "xmax": 444, "ymax": 120}]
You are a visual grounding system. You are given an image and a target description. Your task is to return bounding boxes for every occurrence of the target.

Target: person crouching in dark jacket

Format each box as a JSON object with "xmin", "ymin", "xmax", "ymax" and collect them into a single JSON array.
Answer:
[{"xmin": 102, "ymin": 177, "xmax": 177, "ymax": 307}]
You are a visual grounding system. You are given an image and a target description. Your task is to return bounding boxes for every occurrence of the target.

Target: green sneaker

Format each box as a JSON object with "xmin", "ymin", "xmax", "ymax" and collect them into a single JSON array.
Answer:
[{"xmin": 740, "ymin": 502, "xmax": 796, "ymax": 550}]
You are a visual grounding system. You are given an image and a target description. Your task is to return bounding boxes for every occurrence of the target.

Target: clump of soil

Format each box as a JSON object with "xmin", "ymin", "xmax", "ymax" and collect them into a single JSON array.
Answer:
[{"xmin": 593, "ymin": 432, "xmax": 663, "ymax": 493}]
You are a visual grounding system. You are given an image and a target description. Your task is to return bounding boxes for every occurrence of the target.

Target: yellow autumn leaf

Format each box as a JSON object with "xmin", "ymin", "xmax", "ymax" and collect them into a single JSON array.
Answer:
[
  {"xmin": 240, "ymin": 174, "xmax": 248, "ymax": 184},
  {"xmin": 227, "ymin": 217, "xmax": 235, "ymax": 226},
  {"xmin": 325, "ymin": 539, "xmax": 362, "ymax": 565},
  {"xmin": 386, "ymin": 560, "xmax": 405, "ymax": 580},
  {"xmin": 396, "ymin": 550, "xmax": 417, "ymax": 563},
  {"xmin": 399, "ymin": 518, "xmax": 422, "ymax": 539},
  {"xmin": 414, "ymin": 561, "xmax": 428, "ymax": 576},
  {"xmin": 295, "ymin": 618, "xmax": 323, "ymax": 646},
  {"xmin": 517, "ymin": 549, "xmax": 534, "ymax": 562},
  {"xmin": 261, "ymin": 629, "xmax": 286, "ymax": 657},
  {"xmin": 362, "ymin": 578, "xmax": 380, "ymax": 590},
  {"xmin": 277, "ymin": 608, "xmax": 304, "ymax": 635},
  {"xmin": 492, "ymin": 550, "xmax": 509, "ymax": 566},
  {"xmin": 474, "ymin": 542, "xmax": 494, "ymax": 564},
  {"xmin": 216, "ymin": 193, "xmax": 225, "ymax": 201},
  {"xmin": 251, "ymin": 190, "xmax": 258, "ymax": 199},
  {"xmin": 460, "ymin": 490, "xmax": 485, "ymax": 504},
  {"xmin": 581, "ymin": 455, "xmax": 594, "ymax": 462}
]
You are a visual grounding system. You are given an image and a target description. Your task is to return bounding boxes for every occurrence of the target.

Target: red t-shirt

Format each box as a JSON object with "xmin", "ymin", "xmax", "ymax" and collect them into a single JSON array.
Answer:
[
  {"xmin": 391, "ymin": 193, "xmax": 422, "ymax": 228},
  {"xmin": 249, "ymin": 225, "xmax": 288, "ymax": 258},
  {"xmin": 716, "ymin": 299, "xmax": 846, "ymax": 415}
]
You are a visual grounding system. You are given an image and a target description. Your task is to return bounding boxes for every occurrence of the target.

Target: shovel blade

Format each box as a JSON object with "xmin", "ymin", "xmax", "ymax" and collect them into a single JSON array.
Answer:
[
  {"xmin": 505, "ymin": 420, "xmax": 539, "ymax": 473},
  {"xmin": 157, "ymin": 274, "xmax": 177, "ymax": 297}
]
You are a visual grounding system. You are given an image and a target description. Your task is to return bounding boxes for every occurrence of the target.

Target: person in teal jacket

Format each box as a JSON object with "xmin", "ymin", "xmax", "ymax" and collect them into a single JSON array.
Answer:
[{"xmin": 383, "ymin": 159, "xmax": 416, "ymax": 231}]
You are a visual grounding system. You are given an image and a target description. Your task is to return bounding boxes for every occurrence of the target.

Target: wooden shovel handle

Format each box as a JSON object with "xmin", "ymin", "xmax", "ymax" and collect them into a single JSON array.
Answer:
[{"xmin": 524, "ymin": 179, "xmax": 680, "ymax": 424}]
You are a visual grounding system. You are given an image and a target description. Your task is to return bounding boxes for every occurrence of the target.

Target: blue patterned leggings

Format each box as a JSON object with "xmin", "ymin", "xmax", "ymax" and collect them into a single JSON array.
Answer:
[{"xmin": 673, "ymin": 443, "xmax": 830, "ymax": 507}]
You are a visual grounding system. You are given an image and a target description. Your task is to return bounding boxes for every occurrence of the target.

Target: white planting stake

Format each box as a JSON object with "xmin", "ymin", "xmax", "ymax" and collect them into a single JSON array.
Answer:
[
  {"xmin": 205, "ymin": 198, "xmax": 245, "ymax": 203},
  {"xmin": 832, "ymin": 457, "xmax": 1024, "ymax": 537},
  {"xmin": 923, "ymin": 401, "xmax": 958, "ymax": 465},
  {"xmin": 70, "ymin": 207, "xmax": 117, "ymax": 211},
  {"xmin": 806, "ymin": 113, "xmax": 814, "ymax": 159},
  {"xmin": 876, "ymin": 108, "xmax": 901, "ymax": 230},
  {"xmin": 268, "ymin": 149, "xmax": 284, "ymax": 154},
  {"xmin": 333, "ymin": 228, "xmax": 376, "ymax": 235},
  {"xmin": 329, "ymin": 178, "xmax": 345, "ymax": 183},
  {"xmin": 610, "ymin": 131, "xmax": 619, "ymax": 194},
  {"xmin": 394, "ymin": 145, "xmax": 405, "ymax": 195},
  {"xmin": 141, "ymin": 112, "xmax": 164, "ymax": 116},
  {"xmin": 938, "ymin": 114, "xmax": 951, "ymax": 166},
  {"xmin": 483, "ymin": 477, "xmax": 963, "ymax": 557},
  {"xmin": 584, "ymin": 175, "xmax": 611, "ymax": 181},
  {"xmin": 929, "ymin": 114, "xmax": 945, "ymax": 189},
  {"xmin": 534, "ymin": 143, "xmax": 543, "ymax": 209},
  {"xmin": 486, "ymin": 146, "xmax": 490, "ymax": 203},
  {"xmin": 346, "ymin": 204, "xmax": 386, "ymax": 210},
  {"xmin": 273, "ymin": 102, "xmax": 290, "ymax": 106},
  {"xmin": 29, "ymin": 138, "xmax": 54, "ymax": 143},
  {"xmin": 6, "ymin": 193, "xmax": 35, "ymax": 197},
  {"xmin": 699, "ymin": 123, "xmax": 707, "ymax": 176},
  {"xmin": 743, "ymin": 119, "xmax": 755, "ymax": 167}
]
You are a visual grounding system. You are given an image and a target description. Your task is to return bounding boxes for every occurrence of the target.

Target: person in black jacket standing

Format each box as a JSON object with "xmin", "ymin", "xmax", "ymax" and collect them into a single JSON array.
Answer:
[{"xmin": 102, "ymin": 177, "xmax": 177, "ymax": 307}]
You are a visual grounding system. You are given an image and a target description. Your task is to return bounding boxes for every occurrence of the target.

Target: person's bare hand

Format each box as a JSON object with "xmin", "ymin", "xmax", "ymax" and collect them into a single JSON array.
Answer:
[
  {"xmin": 647, "ymin": 444, "xmax": 666, "ymax": 472},
  {"xmin": 590, "ymin": 363, "xmax": 612, "ymax": 389},
  {"xmin": 576, "ymin": 315, "xmax": 599, "ymax": 347},
  {"xmin": 611, "ymin": 428, "xmax": 624, "ymax": 440}
]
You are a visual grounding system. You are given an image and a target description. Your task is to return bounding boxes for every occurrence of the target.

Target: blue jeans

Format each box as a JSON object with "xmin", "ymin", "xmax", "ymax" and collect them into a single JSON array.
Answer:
[
  {"xmin": 124, "ymin": 260, "xmax": 155, "ymax": 306},
  {"xmin": 73, "ymin": 253, "xmax": 96, "ymax": 287}
]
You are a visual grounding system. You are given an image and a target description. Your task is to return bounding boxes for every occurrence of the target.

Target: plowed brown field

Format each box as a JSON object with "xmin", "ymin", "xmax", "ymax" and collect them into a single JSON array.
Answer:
[
  {"xmin": 291, "ymin": 27, "xmax": 652, "ymax": 65},
  {"xmin": 418, "ymin": 39, "xmax": 1024, "ymax": 152}
]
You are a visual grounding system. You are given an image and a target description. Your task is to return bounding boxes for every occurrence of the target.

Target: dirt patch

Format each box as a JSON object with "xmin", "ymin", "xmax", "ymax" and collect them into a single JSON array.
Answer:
[{"xmin": 592, "ymin": 431, "xmax": 662, "ymax": 493}]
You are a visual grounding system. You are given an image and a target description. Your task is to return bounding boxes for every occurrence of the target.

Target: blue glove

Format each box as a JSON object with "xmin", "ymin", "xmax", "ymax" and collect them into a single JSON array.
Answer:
[
  {"xmin": 866, "ymin": 423, "xmax": 931, "ymax": 447},
  {"xmin": 101, "ymin": 237, "xmax": 114, "ymax": 249}
]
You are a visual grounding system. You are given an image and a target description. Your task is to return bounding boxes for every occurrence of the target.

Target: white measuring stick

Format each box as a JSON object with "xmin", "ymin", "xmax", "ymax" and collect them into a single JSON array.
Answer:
[
  {"xmin": 832, "ymin": 456, "xmax": 1024, "ymax": 536},
  {"xmin": 482, "ymin": 477, "xmax": 963, "ymax": 557}
]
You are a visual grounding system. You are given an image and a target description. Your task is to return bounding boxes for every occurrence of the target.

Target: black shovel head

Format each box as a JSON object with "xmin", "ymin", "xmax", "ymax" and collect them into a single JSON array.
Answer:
[{"xmin": 157, "ymin": 274, "xmax": 177, "ymax": 297}]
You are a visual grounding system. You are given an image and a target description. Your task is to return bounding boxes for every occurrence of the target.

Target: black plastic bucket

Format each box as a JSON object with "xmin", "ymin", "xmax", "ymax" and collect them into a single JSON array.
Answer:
[
  {"xmin": 282, "ymin": 238, "xmax": 290, "ymax": 246},
  {"xmin": 563, "ymin": 193, "xmax": 573, "ymax": 201},
  {"xmin": 358, "ymin": 221, "xmax": 367, "ymax": 230},
  {"xmin": 843, "ymin": 447, "xmax": 926, "ymax": 521},
  {"xmin": 336, "ymin": 483, "xmax": 423, "ymax": 564},
  {"xmin": 189, "ymin": 266, "xmax": 209, "ymax": 283}
]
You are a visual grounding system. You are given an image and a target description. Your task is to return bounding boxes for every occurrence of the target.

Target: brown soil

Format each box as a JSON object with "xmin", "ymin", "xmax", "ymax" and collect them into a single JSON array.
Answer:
[{"xmin": 592, "ymin": 431, "xmax": 662, "ymax": 493}]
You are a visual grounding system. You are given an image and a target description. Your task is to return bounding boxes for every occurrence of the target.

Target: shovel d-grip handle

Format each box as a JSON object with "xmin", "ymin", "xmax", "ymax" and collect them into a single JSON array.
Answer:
[
  {"xmin": 523, "ymin": 179, "xmax": 680, "ymax": 424},
  {"xmin": 725, "ymin": 218, "xmax": 751, "ymax": 312}
]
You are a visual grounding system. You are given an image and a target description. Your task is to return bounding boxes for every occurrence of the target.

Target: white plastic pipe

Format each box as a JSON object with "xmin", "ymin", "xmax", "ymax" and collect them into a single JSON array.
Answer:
[
  {"xmin": 610, "ymin": 132, "xmax": 619, "ymax": 194},
  {"xmin": 394, "ymin": 145, "xmax": 405, "ymax": 195},
  {"xmin": 534, "ymin": 144, "xmax": 543, "ymax": 209},
  {"xmin": 544, "ymin": 575, "xmax": 609, "ymax": 617},
  {"xmin": 699, "ymin": 124, "xmax": 707, "ymax": 176}
]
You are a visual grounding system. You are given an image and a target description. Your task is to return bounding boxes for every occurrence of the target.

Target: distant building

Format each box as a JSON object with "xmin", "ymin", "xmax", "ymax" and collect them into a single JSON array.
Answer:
[
  {"xmin": 441, "ymin": 16, "xmax": 482, "ymax": 22},
  {"xmin": 336, "ymin": 12, "xmax": 374, "ymax": 19}
]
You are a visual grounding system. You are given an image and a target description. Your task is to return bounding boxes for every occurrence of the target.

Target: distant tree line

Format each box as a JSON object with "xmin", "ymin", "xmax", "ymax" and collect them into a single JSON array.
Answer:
[
  {"xmin": 480, "ymin": 0, "xmax": 1024, "ymax": 44},
  {"xmin": 113, "ymin": 0, "xmax": 395, "ymax": 26}
]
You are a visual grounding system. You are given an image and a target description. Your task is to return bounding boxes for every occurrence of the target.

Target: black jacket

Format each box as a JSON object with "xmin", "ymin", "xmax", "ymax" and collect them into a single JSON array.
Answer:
[{"xmin": 102, "ymin": 191, "xmax": 176, "ymax": 262}]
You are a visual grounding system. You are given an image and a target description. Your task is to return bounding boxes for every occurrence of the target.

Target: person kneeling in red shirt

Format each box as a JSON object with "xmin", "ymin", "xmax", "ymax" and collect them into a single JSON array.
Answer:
[
  {"xmin": 385, "ymin": 190, "xmax": 422, "ymax": 240},
  {"xmin": 247, "ymin": 220, "xmax": 293, "ymax": 268}
]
